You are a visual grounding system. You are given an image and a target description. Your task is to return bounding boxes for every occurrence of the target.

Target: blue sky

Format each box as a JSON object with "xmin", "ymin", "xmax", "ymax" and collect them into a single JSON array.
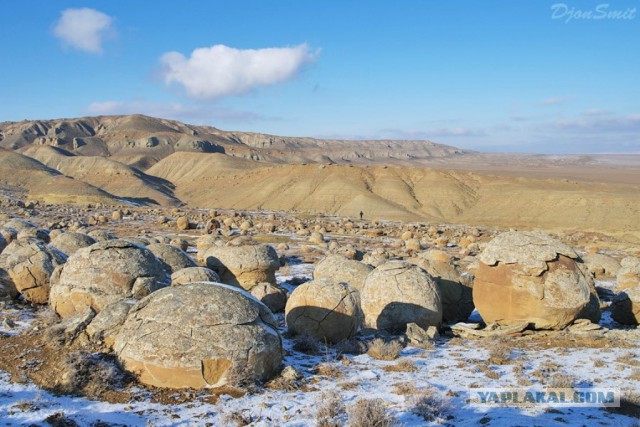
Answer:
[{"xmin": 0, "ymin": 1, "xmax": 638, "ymax": 153}]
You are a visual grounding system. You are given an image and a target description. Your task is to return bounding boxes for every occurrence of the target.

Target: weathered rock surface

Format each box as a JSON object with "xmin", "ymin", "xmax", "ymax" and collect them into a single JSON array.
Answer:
[
  {"xmin": 611, "ymin": 286, "xmax": 640, "ymax": 325},
  {"xmin": 582, "ymin": 253, "xmax": 620, "ymax": 279},
  {"xmin": 361, "ymin": 261, "xmax": 442, "ymax": 333},
  {"xmin": 0, "ymin": 238, "xmax": 67, "ymax": 303},
  {"xmin": 313, "ymin": 254, "xmax": 373, "ymax": 292},
  {"xmin": 410, "ymin": 250, "xmax": 474, "ymax": 323},
  {"xmin": 204, "ymin": 244, "xmax": 280, "ymax": 290},
  {"xmin": 285, "ymin": 279, "xmax": 362, "ymax": 343},
  {"xmin": 474, "ymin": 231, "xmax": 592, "ymax": 330},
  {"xmin": 146, "ymin": 243, "xmax": 196, "ymax": 273},
  {"xmin": 49, "ymin": 239, "xmax": 170, "ymax": 318},
  {"xmin": 170, "ymin": 267, "xmax": 221, "ymax": 286},
  {"xmin": 86, "ymin": 300, "xmax": 133, "ymax": 347},
  {"xmin": 616, "ymin": 257, "xmax": 640, "ymax": 292},
  {"xmin": 250, "ymin": 282, "xmax": 287, "ymax": 313},
  {"xmin": 114, "ymin": 283, "xmax": 283, "ymax": 389},
  {"xmin": 51, "ymin": 232, "xmax": 97, "ymax": 256}
]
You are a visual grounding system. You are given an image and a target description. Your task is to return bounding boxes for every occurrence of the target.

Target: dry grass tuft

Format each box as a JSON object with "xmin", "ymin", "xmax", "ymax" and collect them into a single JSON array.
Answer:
[
  {"xmin": 410, "ymin": 387, "xmax": 452, "ymax": 423},
  {"xmin": 383, "ymin": 358, "xmax": 418, "ymax": 373},
  {"xmin": 44, "ymin": 411, "xmax": 79, "ymax": 427},
  {"xmin": 223, "ymin": 410, "xmax": 254, "ymax": 426},
  {"xmin": 55, "ymin": 351, "xmax": 126, "ymax": 397},
  {"xmin": 549, "ymin": 373, "xmax": 577, "ymax": 389},
  {"xmin": 316, "ymin": 390, "xmax": 346, "ymax": 427},
  {"xmin": 392, "ymin": 381, "xmax": 418, "ymax": 395},
  {"xmin": 367, "ymin": 338, "xmax": 403, "ymax": 361},
  {"xmin": 488, "ymin": 345, "xmax": 511, "ymax": 365},
  {"xmin": 314, "ymin": 362, "xmax": 343, "ymax": 378},
  {"xmin": 347, "ymin": 398, "xmax": 397, "ymax": 427}
]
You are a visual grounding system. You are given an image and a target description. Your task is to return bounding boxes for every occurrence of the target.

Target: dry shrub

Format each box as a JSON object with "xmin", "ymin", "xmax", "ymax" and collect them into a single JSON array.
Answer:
[
  {"xmin": 616, "ymin": 352, "xmax": 640, "ymax": 366},
  {"xmin": 44, "ymin": 412, "xmax": 79, "ymax": 427},
  {"xmin": 476, "ymin": 364, "xmax": 500, "ymax": 380},
  {"xmin": 383, "ymin": 358, "xmax": 417, "ymax": 373},
  {"xmin": 348, "ymin": 398, "xmax": 397, "ymax": 427},
  {"xmin": 314, "ymin": 362, "xmax": 343, "ymax": 378},
  {"xmin": 292, "ymin": 333, "xmax": 324, "ymax": 355},
  {"xmin": 367, "ymin": 338, "xmax": 403, "ymax": 361},
  {"xmin": 55, "ymin": 351, "xmax": 126, "ymax": 397},
  {"xmin": 410, "ymin": 388, "xmax": 452, "ymax": 423},
  {"xmin": 488, "ymin": 345, "xmax": 511, "ymax": 365},
  {"xmin": 392, "ymin": 381, "xmax": 418, "ymax": 395},
  {"xmin": 549, "ymin": 373, "xmax": 576, "ymax": 389},
  {"xmin": 223, "ymin": 410, "xmax": 253, "ymax": 426},
  {"xmin": 316, "ymin": 390, "xmax": 346, "ymax": 427}
]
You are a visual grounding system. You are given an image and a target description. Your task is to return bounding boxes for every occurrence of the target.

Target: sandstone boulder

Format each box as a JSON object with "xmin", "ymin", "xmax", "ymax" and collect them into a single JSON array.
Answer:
[
  {"xmin": 474, "ymin": 231, "xmax": 592, "ymax": 330},
  {"xmin": 171, "ymin": 267, "xmax": 221, "ymax": 286},
  {"xmin": 204, "ymin": 244, "xmax": 280, "ymax": 290},
  {"xmin": 146, "ymin": 243, "xmax": 196, "ymax": 273},
  {"xmin": 0, "ymin": 238, "xmax": 67, "ymax": 303},
  {"xmin": 86, "ymin": 300, "xmax": 133, "ymax": 347},
  {"xmin": 49, "ymin": 240, "xmax": 170, "ymax": 318},
  {"xmin": 616, "ymin": 257, "xmax": 640, "ymax": 292},
  {"xmin": 51, "ymin": 232, "xmax": 97, "ymax": 256},
  {"xmin": 285, "ymin": 279, "xmax": 362, "ymax": 343},
  {"xmin": 582, "ymin": 253, "xmax": 620, "ymax": 279},
  {"xmin": 250, "ymin": 282, "xmax": 287, "ymax": 313},
  {"xmin": 360, "ymin": 261, "xmax": 442, "ymax": 333},
  {"xmin": 313, "ymin": 254, "xmax": 373, "ymax": 292},
  {"xmin": 410, "ymin": 251, "xmax": 474, "ymax": 323},
  {"xmin": 114, "ymin": 283, "xmax": 283, "ymax": 389},
  {"xmin": 611, "ymin": 287, "xmax": 640, "ymax": 325},
  {"xmin": 86, "ymin": 230, "xmax": 115, "ymax": 242}
]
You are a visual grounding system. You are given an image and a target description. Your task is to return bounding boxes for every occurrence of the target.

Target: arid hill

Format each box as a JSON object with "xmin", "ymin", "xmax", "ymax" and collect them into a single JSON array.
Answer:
[{"xmin": 1, "ymin": 115, "xmax": 639, "ymax": 239}]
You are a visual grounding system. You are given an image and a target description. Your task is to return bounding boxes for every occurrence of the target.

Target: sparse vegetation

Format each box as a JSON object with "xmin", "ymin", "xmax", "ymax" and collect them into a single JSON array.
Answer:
[
  {"xmin": 383, "ymin": 358, "xmax": 418, "ymax": 373},
  {"xmin": 348, "ymin": 398, "xmax": 397, "ymax": 427},
  {"xmin": 367, "ymin": 338, "xmax": 403, "ymax": 361},
  {"xmin": 410, "ymin": 388, "xmax": 452, "ymax": 423},
  {"xmin": 55, "ymin": 351, "xmax": 126, "ymax": 397},
  {"xmin": 315, "ymin": 390, "xmax": 346, "ymax": 427}
]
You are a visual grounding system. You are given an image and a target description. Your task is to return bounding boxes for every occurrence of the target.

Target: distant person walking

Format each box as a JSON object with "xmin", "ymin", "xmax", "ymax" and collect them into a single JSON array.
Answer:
[{"xmin": 359, "ymin": 211, "xmax": 364, "ymax": 220}]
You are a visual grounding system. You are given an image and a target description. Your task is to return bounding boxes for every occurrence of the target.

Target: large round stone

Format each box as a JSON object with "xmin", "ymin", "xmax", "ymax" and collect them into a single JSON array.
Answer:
[
  {"xmin": 285, "ymin": 279, "xmax": 362, "ymax": 343},
  {"xmin": 474, "ymin": 231, "xmax": 592, "ymax": 330},
  {"xmin": 611, "ymin": 287, "xmax": 640, "ymax": 325},
  {"xmin": 204, "ymin": 244, "xmax": 280, "ymax": 290},
  {"xmin": 616, "ymin": 257, "xmax": 640, "ymax": 292},
  {"xmin": 146, "ymin": 243, "xmax": 196, "ymax": 273},
  {"xmin": 360, "ymin": 261, "xmax": 442, "ymax": 333},
  {"xmin": 313, "ymin": 254, "xmax": 373, "ymax": 292},
  {"xmin": 49, "ymin": 239, "xmax": 170, "ymax": 318},
  {"xmin": 114, "ymin": 282, "xmax": 283, "ymax": 389},
  {"xmin": 171, "ymin": 267, "xmax": 221, "ymax": 286},
  {"xmin": 51, "ymin": 232, "xmax": 97, "ymax": 256},
  {"xmin": 0, "ymin": 238, "xmax": 67, "ymax": 303}
]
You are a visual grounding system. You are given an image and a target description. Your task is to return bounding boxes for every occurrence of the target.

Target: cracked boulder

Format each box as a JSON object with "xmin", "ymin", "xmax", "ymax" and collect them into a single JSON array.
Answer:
[
  {"xmin": 360, "ymin": 261, "xmax": 442, "ymax": 334},
  {"xmin": 313, "ymin": 254, "xmax": 373, "ymax": 292},
  {"xmin": 473, "ymin": 231, "xmax": 592, "ymax": 330},
  {"xmin": 51, "ymin": 232, "xmax": 97, "ymax": 256},
  {"xmin": 409, "ymin": 250, "xmax": 474, "ymax": 323},
  {"xmin": 285, "ymin": 279, "xmax": 362, "ymax": 343},
  {"xmin": 146, "ymin": 243, "xmax": 197, "ymax": 273},
  {"xmin": 2, "ymin": 218, "xmax": 49, "ymax": 243},
  {"xmin": 171, "ymin": 266, "xmax": 221, "ymax": 286},
  {"xmin": 0, "ymin": 238, "xmax": 67, "ymax": 303},
  {"xmin": 616, "ymin": 257, "xmax": 640, "ymax": 292},
  {"xmin": 114, "ymin": 282, "xmax": 283, "ymax": 389},
  {"xmin": 49, "ymin": 239, "xmax": 170, "ymax": 318},
  {"xmin": 204, "ymin": 244, "xmax": 280, "ymax": 290}
]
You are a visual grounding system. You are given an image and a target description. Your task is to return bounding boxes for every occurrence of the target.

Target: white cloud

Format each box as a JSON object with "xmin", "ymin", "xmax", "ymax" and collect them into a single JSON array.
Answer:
[
  {"xmin": 84, "ymin": 100, "xmax": 271, "ymax": 123},
  {"xmin": 53, "ymin": 8, "xmax": 114, "ymax": 54},
  {"xmin": 539, "ymin": 95, "xmax": 575, "ymax": 106},
  {"xmin": 159, "ymin": 44, "xmax": 318, "ymax": 99}
]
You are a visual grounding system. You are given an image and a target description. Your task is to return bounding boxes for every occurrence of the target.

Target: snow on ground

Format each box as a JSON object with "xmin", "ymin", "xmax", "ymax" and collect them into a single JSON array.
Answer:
[{"xmin": 1, "ymin": 268, "xmax": 638, "ymax": 426}]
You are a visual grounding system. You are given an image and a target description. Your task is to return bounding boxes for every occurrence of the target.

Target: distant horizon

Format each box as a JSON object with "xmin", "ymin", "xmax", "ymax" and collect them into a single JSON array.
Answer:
[
  {"xmin": 1, "ymin": 2, "xmax": 638, "ymax": 154},
  {"xmin": 3, "ymin": 111, "xmax": 640, "ymax": 156}
]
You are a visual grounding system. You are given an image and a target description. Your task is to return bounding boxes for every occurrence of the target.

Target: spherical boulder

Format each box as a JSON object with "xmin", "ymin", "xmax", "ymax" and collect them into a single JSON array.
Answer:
[
  {"xmin": 204, "ymin": 244, "xmax": 280, "ymax": 290},
  {"xmin": 360, "ymin": 261, "xmax": 442, "ymax": 333},
  {"xmin": 473, "ymin": 231, "xmax": 592, "ymax": 330},
  {"xmin": 49, "ymin": 239, "xmax": 170, "ymax": 318},
  {"xmin": 114, "ymin": 282, "xmax": 283, "ymax": 389},
  {"xmin": 86, "ymin": 230, "xmax": 115, "ymax": 242},
  {"xmin": 616, "ymin": 257, "xmax": 640, "ymax": 292},
  {"xmin": 611, "ymin": 287, "xmax": 640, "ymax": 325},
  {"xmin": 0, "ymin": 238, "xmax": 67, "ymax": 303},
  {"xmin": 51, "ymin": 232, "xmax": 97, "ymax": 256},
  {"xmin": 410, "ymin": 251, "xmax": 474, "ymax": 323},
  {"xmin": 582, "ymin": 253, "xmax": 620, "ymax": 279},
  {"xmin": 146, "ymin": 243, "xmax": 196, "ymax": 273},
  {"xmin": 285, "ymin": 279, "xmax": 362, "ymax": 343},
  {"xmin": 313, "ymin": 254, "xmax": 373, "ymax": 292},
  {"xmin": 250, "ymin": 282, "xmax": 288, "ymax": 313},
  {"xmin": 171, "ymin": 267, "xmax": 221, "ymax": 286}
]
